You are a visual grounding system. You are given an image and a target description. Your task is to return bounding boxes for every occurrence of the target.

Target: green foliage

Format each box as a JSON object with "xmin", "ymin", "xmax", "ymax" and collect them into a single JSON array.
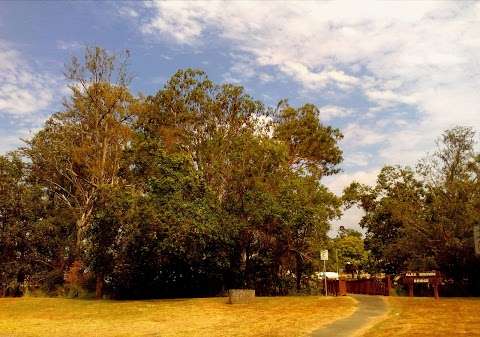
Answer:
[
  {"xmin": 1, "ymin": 47, "xmax": 344, "ymax": 298},
  {"xmin": 274, "ymin": 101, "xmax": 343, "ymax": 177},
  {"xmin": 347, "ymin": 127, "xmax": 480, "ymax": 294},
  {"xmin": 331, "ymin": 228, "xmax": 367, "ymax": 276},
  {"xmin": 0, "ymin": 153, "xmax": 76, "ymax": 296}
]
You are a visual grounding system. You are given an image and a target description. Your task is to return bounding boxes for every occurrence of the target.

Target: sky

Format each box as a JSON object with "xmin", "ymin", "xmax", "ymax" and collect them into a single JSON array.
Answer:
[{"xmin": 1, "ymin": 1, "xmax": 480, "ymax": 232}]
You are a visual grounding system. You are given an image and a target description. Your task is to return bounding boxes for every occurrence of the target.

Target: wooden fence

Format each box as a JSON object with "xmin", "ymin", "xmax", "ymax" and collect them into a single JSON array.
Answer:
[
  {"xmin": 345, "ymin": 276, "xmax": 391, "ymax": 296},
  {"xmin": 326, "ymin": 279, "xmax": 347, "ymax": 296}
]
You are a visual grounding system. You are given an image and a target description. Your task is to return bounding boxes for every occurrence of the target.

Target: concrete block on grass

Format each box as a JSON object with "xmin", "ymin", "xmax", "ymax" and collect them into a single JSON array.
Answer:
[{"xmin": 227, "ymin": 289, "xmax": 255, "ymax": 304}]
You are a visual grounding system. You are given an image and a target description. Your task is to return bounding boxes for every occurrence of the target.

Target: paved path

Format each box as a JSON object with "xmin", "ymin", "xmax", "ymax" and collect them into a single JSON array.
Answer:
[{"xmin": 311, "ymin": 295, "xmax": 388, "ymax": 337}]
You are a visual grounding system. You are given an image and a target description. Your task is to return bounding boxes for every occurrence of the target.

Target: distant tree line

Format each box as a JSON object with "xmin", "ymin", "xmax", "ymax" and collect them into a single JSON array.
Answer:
[
  {"xmin": 2, "ymin": 47, "xmax": 478, "ymax": 299},
  {"xmin": 0, "ymin": 47, "xmax": 344, "ymax": 299},
  {"xmin": 345, "ymin": 126, "xmax": 480, "ymax": 295}
]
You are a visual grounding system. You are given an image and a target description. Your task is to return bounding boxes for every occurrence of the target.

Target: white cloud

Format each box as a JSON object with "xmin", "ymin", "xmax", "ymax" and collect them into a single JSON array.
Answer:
[
  {"xmin": 324, "ymin": 168, "xmax": 380, "ymax": 196},
  {"xmin": 118, "ymin": 6, "xmax": 139, "ymax": 18},
  {"xmin": 258, "ymin": 72, "xmax": 274, "ymax": 83},
  {"xmin": 364, "ymin": 89, "xmax": 416, "ymax": 109},
  {"xmin": 130, "ymin": 1, "xmax": 480, "ymax": 170},
  {"xmin": 0, "ymin": 40, "xmax": 60, "ymax": 154},
  {"xmin": 223, "ymin": 53, "xmax": 258, "ymax": 82},
  {"xmin": 344, "ymin": 152, "xmax": 372, "ymax": 167},
  {"xmin": 319, "ymin": 105, "xmax": 354, "ymax": 121},
  {"xmin": 0, "ymin": 127, "xmax": 39, "ymax": 154},
  {"xmin": 0, "ymin": 40, "xmax": 56, "ymax": 117},
  {"xmin": 330, "ymin": 206, "xmax": 365, "ymax": 235},
  {"xmin": 342, "ymin": 123, "xmax": 386, "ymax": 147},
  {"xmin": 324, "ymin": 168, "xmax": 380, "ymax": 234},
  {"xmin": 140, "ymin": 1, "xmax": 211, "ymax": 45},
  {"xmin": 56, "ymin": 40, "xmax": 82, "ymax": 51},
  {"xmin": 125, "ymin": 1, "xmax": 480, "ymax": 229},
  {"xmin": 278, "ymin": 62, "xmax": 358, "ymax": 90}
]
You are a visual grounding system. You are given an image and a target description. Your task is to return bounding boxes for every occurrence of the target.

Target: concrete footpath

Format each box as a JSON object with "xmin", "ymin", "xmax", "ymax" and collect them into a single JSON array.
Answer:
[{"xmin": 311, "ymin": 295, "xmax": 388, "ymax": 337}]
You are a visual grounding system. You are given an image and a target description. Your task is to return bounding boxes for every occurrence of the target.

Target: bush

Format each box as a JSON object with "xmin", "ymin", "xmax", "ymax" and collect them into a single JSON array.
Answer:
[{"xmin": 63, "ymin": 261, "xmax": 95, "ymax": 298}]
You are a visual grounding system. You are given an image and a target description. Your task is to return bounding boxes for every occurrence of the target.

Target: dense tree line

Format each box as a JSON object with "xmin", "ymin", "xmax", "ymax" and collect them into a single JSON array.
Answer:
[
  {"xmin": 0, "ymin": 47, "xmax": 344, "ymax": 298},
  {"xmin": 2, "ymin": 47, "xmax": 478, "ymax": 299},
  {"xmin": 345, "ymin": 127, "xmax": 480, "ymax": 295}
]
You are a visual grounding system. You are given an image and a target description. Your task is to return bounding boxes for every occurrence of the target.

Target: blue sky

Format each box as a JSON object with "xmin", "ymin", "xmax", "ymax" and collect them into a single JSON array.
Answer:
[{"xmin": 1, "ymin": 1, "xmax": 480, "ymax": 230}]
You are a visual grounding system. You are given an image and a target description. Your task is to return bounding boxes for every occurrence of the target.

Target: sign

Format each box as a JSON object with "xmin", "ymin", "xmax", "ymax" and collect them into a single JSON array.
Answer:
[
  {"xmin": 403, "ymin": 270, "xmax": 442, "ymax": 299},
  {"xmin": 414, "ymin": 278, "xmax": 429, "ymax": 283},
  {"xmin": 320, "ymin": 250, "xmax": 328, "ymax": 261},
  {"xmin": 405, "ymin": 272, "xmax": 436, "ymax": 277},
  {"xmin": 403, "ymin": 271, "xmax": 441, "ymax": 284},
  {"xmin": 320, "ymin": 249, "xmax": 328, "ymax": 296},
  {"xmin": 474, "ymin": 225, "xmax": 480, "ymax": 256}
]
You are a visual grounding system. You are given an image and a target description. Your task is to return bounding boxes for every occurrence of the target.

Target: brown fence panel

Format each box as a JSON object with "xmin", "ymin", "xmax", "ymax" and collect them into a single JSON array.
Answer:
[
  {"xmin": 325, "ymin": 279, "xmax": 347, "ymax": 296},
  {"xmin": 346, "ymin": 276, "xmax": 390, "ymax": 296},
  {"xmin": 327, "ymin": 280, "xmax": 347, "ymax": 296}
]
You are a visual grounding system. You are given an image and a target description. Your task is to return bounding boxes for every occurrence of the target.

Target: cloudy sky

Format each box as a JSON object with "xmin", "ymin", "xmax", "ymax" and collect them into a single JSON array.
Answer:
[{"xmin": 1, "ymin": 1, "xmax": 480, "ymax": 231}]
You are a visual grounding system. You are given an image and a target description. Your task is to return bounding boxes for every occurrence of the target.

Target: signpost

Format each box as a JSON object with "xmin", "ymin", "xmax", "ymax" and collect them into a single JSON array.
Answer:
[
  {"xmin": 320, "ymin": 249, "xmax": 328, "ymax": 296},
  {"xmin": 335, "ymin": 249, "xmax": 339, "ymax": 275},
  {"xmin": 403, "ymin": 271, "xmax": 442, "ymax": 299},
  {"xmin": 474, "ymin": 225, "xmax": 480, "ymax": 256}
]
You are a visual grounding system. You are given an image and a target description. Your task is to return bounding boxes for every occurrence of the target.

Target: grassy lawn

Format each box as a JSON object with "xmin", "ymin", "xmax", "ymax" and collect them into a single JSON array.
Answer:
[
  {"xmin": 0, "ymin": 296, "xmax": 356, "ymax": 337},
  {"xmin": 363, "ymin": 297, "xmax": 480, "ymax": 337}
]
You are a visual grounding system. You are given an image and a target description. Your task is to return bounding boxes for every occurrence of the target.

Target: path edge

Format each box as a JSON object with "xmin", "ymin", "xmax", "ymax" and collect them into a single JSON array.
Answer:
[{"xmin": 352, "ymin": 296, "xmax": 390, "ymax": 337}]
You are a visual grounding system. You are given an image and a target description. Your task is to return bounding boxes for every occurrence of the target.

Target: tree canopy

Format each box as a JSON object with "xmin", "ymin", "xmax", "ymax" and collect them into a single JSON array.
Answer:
[
  {"xmin": 345, "ymin": 126, "xmax": 480, "ymax": 294},
  {"xmin": 0, "ymin": 47, "xmax": 343, "ymax": 298},
  {"xmin": 2, "ymin": 47, "xmax": 479, "ymax": 298}
]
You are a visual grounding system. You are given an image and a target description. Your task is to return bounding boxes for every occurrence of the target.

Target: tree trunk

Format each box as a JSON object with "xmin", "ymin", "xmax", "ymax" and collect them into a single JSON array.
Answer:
[
  {"xmin": 76, "ymin": 202, "xmax": 94, "ymax": 248},
  {"xmin": 245, "ymin": 246, "xmax": 255, "ymax": 289},
  {"xmin": 240, "ymin": 246, "xmax": 247, "ymax": 287},
  {"xmin": 95, "ymin": 272, "xmax": 104, "ymax": 299},
  {"xmin": 295, "ymin": 254, "xmax": 303, "ymax": 292}
]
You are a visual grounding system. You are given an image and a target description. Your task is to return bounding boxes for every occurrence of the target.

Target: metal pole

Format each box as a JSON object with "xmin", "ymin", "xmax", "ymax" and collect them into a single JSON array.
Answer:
[
  {"xmin": 324, "ymin": 259, "xmax": 327, "ymax": 296},
  {"xmin": 336, "ymin": 249, "xmax": 339, "ymax": 275}
]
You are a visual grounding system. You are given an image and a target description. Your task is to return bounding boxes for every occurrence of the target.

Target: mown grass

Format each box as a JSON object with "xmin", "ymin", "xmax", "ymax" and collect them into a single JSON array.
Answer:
[
  {"xmin": 362, "ymin": 297, "xmax": 480, "ymax": 337},
  {"xmin": 0, "ymin": 296, "xmax": 356, "ymax": 337}
]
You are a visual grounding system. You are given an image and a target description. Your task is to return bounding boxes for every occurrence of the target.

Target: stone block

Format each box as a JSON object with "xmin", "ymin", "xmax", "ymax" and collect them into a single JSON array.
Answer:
[{"xmin": 227, "ymin": 289, "xmax": 255, "ymax": 304}]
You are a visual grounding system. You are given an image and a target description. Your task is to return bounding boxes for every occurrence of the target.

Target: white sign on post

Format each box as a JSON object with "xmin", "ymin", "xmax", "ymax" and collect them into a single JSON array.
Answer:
[
  {"xmin": 320, "ymin": 249, "xmax": 329, "ymax": 296},
  {"xmin": 474, "ymin": 225, "xmax": 480, "ymax": 256},
  {"xmin": 320, "ymin": 249, "xmax": 328, "ymax": 261}
]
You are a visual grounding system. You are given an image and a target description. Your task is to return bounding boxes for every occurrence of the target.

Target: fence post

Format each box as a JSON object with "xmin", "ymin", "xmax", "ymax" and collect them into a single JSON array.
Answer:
[
  {"xmin": 385, "ymin": 275, "xmax": 391, "ymax": 296},
  {"xmin": 338, "ymin": 279, "xmax": 347, "ymax": 296},
  {"xmin": 433, "ymin": 284, "xmax": 440, "ymax": 299}
]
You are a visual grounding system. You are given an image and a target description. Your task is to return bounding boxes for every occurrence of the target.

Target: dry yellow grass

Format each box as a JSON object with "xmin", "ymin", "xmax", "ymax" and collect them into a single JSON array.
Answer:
[
  {"xmin": 362, "ymin": 297, "xmax": 480, "ymax": 337},
  {"xmin": 0, "ymin": 296, "xmax": 356, "ymax": 337}
]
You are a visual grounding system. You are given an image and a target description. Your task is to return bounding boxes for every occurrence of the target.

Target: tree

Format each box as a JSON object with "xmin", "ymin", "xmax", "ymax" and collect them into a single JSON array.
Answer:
[
  {"xmin": 331, "ymin": 228, "xmax": 367, "ymax": 277},
  {"xmin": 0, "ymin": 154, "xmax": 33, "ymax": 295},
  {"xmin": 273, "ymin": 101, "xmax": 343, "ymax": 178},
  {"xmin": 346, "ymin": 127, "xmax": 480, "ymax": 294},
  {"xmin": 344, "ymin": 165, "xmax": 427, "ymax": 274},
  {"xmin": 275, "ymin": 174, "xmax": 340, "ymax": 291},
  {"xmin": 0, "ymin": 153, "xmax": 74, "ymax": 296},
  {"xmin": 25, "ymin": 47, "xmax": 136, "ymax": 298},
  {"xmin": 2, "ymin": 47, "xmax": 345, "ymax": 298},
  {"xmin": 418, "ymin": 127, "xmax": 480, "ymax": 288}
]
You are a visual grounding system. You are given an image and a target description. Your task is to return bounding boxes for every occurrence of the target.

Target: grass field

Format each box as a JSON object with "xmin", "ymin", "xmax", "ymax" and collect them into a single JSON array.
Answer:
[
  {"xmin": 0, "ymin": 296, "xmax": 356, "ymax": 337},
  {"xmin": 363, "ymin": 297, "xmax": 480, "ymax": 337}
]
